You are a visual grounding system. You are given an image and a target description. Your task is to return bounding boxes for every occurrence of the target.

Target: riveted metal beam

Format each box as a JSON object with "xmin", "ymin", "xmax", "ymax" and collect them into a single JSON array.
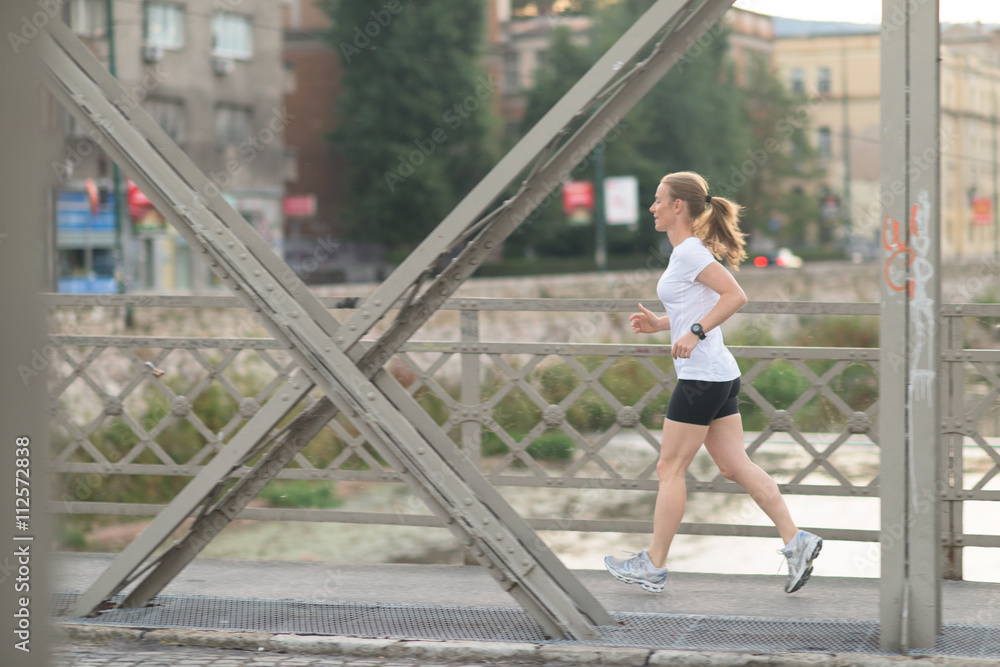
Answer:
[{"xmin": 34, "ymin": 0, "xmax": 740, "ymax": 637}]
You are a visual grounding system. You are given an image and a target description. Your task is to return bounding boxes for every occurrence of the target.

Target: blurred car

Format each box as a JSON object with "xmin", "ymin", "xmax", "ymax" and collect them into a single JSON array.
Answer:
[{"xmin": 751, "ymin": 247, "xmax": 803, "ymax": 268}]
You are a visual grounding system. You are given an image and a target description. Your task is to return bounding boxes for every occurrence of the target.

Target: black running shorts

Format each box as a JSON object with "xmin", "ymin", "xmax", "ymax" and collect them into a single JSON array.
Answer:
[{"xmin": 665, "ymin": 377, "xmax": 741, "ymax": 426}]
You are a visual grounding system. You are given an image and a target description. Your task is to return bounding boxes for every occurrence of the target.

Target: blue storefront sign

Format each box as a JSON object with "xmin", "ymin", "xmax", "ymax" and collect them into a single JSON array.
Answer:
[
  {"xmin": 56, "ymin": 189, "xmax": 119, "ymax": 294},
  {"xmin": 57, "ymin": 276, "xmax": 119, "ymax": 294},
  {"xmin": 57, "ymin": 190, "xmax": 117, "ymax": 232}
]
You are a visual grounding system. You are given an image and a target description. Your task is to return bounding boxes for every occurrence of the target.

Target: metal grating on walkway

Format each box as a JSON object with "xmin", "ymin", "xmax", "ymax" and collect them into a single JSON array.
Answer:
[{"xmin": 53, "ymin": 592, "xmax": 1000, "ymax": 659}]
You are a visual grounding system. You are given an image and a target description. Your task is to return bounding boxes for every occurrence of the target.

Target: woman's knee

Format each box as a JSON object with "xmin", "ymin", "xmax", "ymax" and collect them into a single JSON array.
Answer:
[
  {"xmin": 717, "ymin": 464, "xmax": 740, "ymax": 482},
  {"xmin": 656, "ymin": 456, "xmax": 687, "ymax": 482},
  {"xmin": 716, "ymin": 456, "xmax": 754, "ymax": 482}
]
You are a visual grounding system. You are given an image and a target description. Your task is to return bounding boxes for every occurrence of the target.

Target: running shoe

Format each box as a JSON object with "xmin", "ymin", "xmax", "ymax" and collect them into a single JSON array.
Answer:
[
  {"xmin": 779, "ymin": 530, "xmax": 823, "ymax": 593},
  {"xmin": 603, "ymin": 549, "xmax": 669, "ymax": 593}
]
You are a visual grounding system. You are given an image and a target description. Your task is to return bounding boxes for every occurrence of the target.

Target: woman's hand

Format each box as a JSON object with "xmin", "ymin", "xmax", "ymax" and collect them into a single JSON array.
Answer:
[
  {"xmin": 671, "ymin": 330, "xmax": 700, "ymax": 359},
  {"xmin": 630, "ymin": 303, "xmax": 664, "ymax": 334}
]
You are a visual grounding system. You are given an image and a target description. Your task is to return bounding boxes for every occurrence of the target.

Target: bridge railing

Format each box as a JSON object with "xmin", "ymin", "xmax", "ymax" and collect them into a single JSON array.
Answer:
[{"xmin": 42, "ymin": 295, "xmax": 1000, "ymax": 577}]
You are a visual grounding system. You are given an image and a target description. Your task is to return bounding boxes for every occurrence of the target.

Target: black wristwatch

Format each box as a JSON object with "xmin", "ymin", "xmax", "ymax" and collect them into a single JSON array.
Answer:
[{"xmin": 690, "ymin": 323, "xmax": 706, "ymax": 340}]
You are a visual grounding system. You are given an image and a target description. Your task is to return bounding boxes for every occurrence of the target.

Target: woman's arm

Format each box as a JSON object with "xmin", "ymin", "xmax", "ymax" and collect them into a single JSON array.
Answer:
[
  {"xmin": 669, "ymin": 262, "xmax": 747, "ymax": 359},
  {"xmin": 630, "ymin": 303, "xmax": 671, "ymax": 334},
  {"xmin": 693, "ymin": 262, "xmax": 748, "ymax": 333}
]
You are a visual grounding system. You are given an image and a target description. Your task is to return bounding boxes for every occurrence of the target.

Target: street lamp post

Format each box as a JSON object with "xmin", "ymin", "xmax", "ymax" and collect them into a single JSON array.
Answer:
[
  {"xmin": 106, "ymin": 0, "xmax": 132, "ymax": 326},
  {"xmin": 591, "ymin": 19, "xmax": 607, "ymax": 271}
]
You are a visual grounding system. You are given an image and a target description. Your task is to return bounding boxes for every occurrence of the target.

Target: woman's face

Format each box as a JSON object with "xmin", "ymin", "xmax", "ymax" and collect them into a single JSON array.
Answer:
[{"xmin": 650, "ymin": 183, "xmax": 676, "ymax": 233}]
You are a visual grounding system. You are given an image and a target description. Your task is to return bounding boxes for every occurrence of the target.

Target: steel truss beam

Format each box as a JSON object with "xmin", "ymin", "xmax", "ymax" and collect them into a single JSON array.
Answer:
[
  {"xmin": 38, "ymin": 19, "xmax": 604, "ymax": 636},
  {"xmin": 33, "ymin": 0, "xmax": 737, "ymax": 637}
]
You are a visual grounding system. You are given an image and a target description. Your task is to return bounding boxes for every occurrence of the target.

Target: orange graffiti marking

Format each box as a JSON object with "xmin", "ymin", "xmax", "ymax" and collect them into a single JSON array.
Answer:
[{"xmin": 882, "ymin": 204, "xmax": 920, "ymax": 297}]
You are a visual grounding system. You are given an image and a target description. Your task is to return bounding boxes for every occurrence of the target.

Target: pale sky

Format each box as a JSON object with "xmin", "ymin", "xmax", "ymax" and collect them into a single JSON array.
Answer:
[{"xmin": 732, "ymin": 0, "xmax": 1000, "ymax": 25}]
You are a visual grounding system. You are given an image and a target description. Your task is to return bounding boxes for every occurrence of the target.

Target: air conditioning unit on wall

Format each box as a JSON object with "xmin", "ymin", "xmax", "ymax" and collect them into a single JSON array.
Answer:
[
  {"xmin": 142, "ymin": 44, "xmax": 164, "ymax": 63},
  {"xmin": 213, "ymin": 57, "xmax": 235, "ymax": 76}
]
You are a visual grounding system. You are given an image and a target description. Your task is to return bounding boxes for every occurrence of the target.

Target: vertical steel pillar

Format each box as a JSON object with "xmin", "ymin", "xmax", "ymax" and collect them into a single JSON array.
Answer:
[
  {"xmin": 879, "ymin": 0, "xmax": 942, "ymax": 651},
  {"xmin": 0, "ymin": 3, "xmax": 55, "ymax": 665}
]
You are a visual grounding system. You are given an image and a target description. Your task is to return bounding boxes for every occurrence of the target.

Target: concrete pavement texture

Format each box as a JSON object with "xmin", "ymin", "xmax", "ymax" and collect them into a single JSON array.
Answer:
[{"xmin": 50, "ymin": 553, "xmax": 1000, "ymax": 666}]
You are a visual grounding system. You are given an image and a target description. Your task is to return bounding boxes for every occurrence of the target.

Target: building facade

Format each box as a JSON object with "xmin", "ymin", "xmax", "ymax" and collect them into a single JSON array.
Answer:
[
  {"xmin": 279, "ymin": 0, "xmax": 504, "ymax": 282},
  {"xmin": 495, "ymin": 6, "xmax": 774, "ymax": 131},
  {"xmin": 774, "ymin": 26, "xmax": 1000, "ymax": 260},
  {"xmin": 56, "ymin": 0, "xmax": 289, "ymax": 292},
  {"xmin": 280, "ymin": 0, "xmax": 346, "ymax": 266},
  {"xmin": 498, "ymin": 11, "xmax": 593, "ymax": 131}
]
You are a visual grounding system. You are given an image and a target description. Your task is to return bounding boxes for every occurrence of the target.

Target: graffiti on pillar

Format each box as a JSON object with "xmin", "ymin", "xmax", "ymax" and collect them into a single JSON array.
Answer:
[
  {"xmin": 882, "ymin": 207, "xmax": 917, "ymax": 296},
  {"xmin": 908, "ymin": 189, "xmax": 935, "ymax": 400},
  {"xmin": 882, "ymin": 190, "xmax": 936, "ymax": 398},
  {"xmin": 882, "ymin": 192, "xmax": 936, "ymax": 399}
]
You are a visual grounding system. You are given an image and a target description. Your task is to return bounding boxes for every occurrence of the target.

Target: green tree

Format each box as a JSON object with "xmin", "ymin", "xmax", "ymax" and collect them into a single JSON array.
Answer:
[
  {"xmin": 505, "ymin": 27, "xmax": 594, "ymax": 259},
  {"xmin": 324, "ymin": 1, "xmax": 500, "ymax": 258},
  {"xmin": 509, "ymin": 0, "xmax": 828, "ymax": 262},
  {"xmin": 734, "ymin": 52, "xmax": 825, "ymax": 244},
  {"xmin": 511, "ymin": 1, "xmax": 753, "ymax": 259}
]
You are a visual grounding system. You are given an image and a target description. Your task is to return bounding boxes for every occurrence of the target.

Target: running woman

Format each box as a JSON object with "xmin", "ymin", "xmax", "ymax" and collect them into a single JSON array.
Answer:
[{"xmin": 603, "ymin": 171, "xmax": 822, "ymax": 594}]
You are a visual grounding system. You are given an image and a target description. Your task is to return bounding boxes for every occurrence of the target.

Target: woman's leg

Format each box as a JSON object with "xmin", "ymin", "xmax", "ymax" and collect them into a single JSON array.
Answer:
[
  {"xmin": 645, "ymin": 418, "xmax": 711, "ymax": 568},
  {"xmin": 703, "ymin": 412, "xmax": 798, "ymax": 544}
]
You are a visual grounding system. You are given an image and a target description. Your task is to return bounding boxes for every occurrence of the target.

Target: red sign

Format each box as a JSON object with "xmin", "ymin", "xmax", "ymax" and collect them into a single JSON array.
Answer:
[
  {"xmin": 972, "ymin": 196, "xmax": 992, "ymax": 225},
  {"xmin": 283, "ymin": 194, "xmax": 317, "ymax": 218},
  {"xmin": 562, "ymin": 181, "xmax": 594, "ymax": 215},
  {"xmin": 127, "ymin": 179, "xmax": 154, "ymax": 220}
]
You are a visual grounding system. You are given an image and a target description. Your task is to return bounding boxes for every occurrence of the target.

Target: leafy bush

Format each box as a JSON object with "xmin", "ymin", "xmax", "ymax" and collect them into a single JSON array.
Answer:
[
  {"xmin": 791, "ymin": 315, "xmax": 878, "ymax": 348},
  {"xmin": 526, "ymin": 430, "xmax": 576, "ymax": 460},
  {"xmin": 480, "ymin": 428, "xmax": 576, "ymax": 461},
  {"xmin": 258, "ymin": 480, "xmax": 341, "ymax": 509},
  {"xmin": 538, "ymin": 363, "xmax": 579, "ymax": 403},
  {"xmin": 566, "ymin": 389, "xmax": 615, "ymax": 431}
]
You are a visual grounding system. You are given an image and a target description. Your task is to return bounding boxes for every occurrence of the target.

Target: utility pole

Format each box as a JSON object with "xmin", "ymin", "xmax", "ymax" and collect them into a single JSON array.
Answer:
[
  {"xmin": 591, "ymin": 18, "xmax": 607, "ymax": 271},
  {"xmin": 841, "ymin": 37, "xmax": 852, "ymax": 248},
  {"xmin": 106, "ymin": 0, "xmax": 133, "ymax": 325},
  {"xmin": 993, "ymin": 90, "xmax": 998, "ymax": 260}
]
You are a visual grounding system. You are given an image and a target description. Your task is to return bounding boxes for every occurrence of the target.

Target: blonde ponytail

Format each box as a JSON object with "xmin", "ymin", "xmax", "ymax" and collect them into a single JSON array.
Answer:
[{"xmin": 661, "ymin": 172, "xmax": 747, "ymax": 269}]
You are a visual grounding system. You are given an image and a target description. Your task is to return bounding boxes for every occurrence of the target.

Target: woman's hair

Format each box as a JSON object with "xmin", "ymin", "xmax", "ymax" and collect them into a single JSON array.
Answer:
[{"xmin": 661, "ymin": 171, "xmax": 747, "ymax": 269}]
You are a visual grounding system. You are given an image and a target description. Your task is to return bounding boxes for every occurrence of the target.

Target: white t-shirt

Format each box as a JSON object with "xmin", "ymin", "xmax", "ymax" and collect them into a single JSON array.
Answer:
[{"xmin": 656, "ymin": 237, "xmax": 741, "ymax": 382}]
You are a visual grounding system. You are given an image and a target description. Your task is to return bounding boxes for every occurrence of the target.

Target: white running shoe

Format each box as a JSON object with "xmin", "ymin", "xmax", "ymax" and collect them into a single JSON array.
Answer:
[
  {"xmin": 779, "ymin": 530, "xmax": 823, "ymax": 593},
  {"xmin": 603, "ymin": 549, "xmax": 669, "ymax": 593}
]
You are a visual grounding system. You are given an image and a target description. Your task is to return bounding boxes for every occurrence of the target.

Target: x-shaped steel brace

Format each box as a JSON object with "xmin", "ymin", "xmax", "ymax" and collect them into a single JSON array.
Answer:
[{"xmin": 34, "ymin": 0, "xmax": 737, "ymax": 638}]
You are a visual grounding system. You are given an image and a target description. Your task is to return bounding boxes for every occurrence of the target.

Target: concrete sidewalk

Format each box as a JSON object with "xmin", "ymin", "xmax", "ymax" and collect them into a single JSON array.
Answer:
[{"xmin": 53, "ymin": 553, "xmax": 1000, "ymax": 666}]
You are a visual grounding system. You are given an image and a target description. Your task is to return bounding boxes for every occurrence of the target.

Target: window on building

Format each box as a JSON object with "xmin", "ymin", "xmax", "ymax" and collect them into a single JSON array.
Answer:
[
  {"xmin": 283, "ymin": 61, "xmax": 297, "ymax": 95},
  {"xmin": 213, "ymin": 13, "xmax": 254, "ymax": 60},
  {"xmin": 790, "ymin": 68, "xmax": 805, "ymax": 95},
  {"xmin": 145, "ymin": 2, "xmax": 184, "ymax": 49},
  {"xmin": 531, "ymin": 50, "xmax": 548, "ymax": 88},
  {"xmin": 64, "ymin": 108, "xmax": 93, "ymax": 139},
  {"xmin": 144, "ymin": 97, "xmax": 186, "ymax": 142},
  {"xmin": 92, "ymin": 248, "xmax": 116, "ymax": 278},
  {"xmin": 70, "ymin": 0, "xmax": 107, "ymax": 37},
  {"xmin": 214, "ymin": 104, "xmax": 253, "ymax": 145},
  {"xmin": 817, "ymin": 127, "xmax": 832, "ymax": 159},
  {"xmin": 504, "ymin": 49, "xmax": 520, "ymax": 94},
  {"xmin": 817, "ymin": 67, "xmax": 832, "ymax": 94}
]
